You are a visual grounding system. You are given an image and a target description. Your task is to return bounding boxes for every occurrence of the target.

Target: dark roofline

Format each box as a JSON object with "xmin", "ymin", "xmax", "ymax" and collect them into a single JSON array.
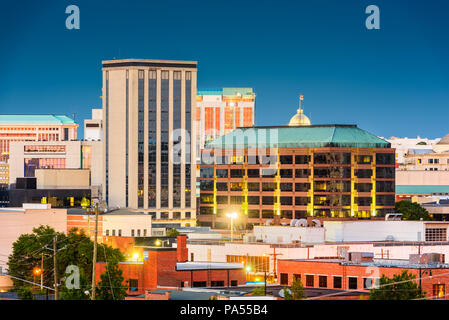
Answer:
[
  {"xmin": 236, "ymin": 124, "xmax": 358, "ymax": 129},
  {"xmin": 102, "ymin": 61, "xmax": 197, "ymax": 69}
]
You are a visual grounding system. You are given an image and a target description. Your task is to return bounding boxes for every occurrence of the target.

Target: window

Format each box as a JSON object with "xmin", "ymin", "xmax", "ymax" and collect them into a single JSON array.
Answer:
[
  {"xmin": 118, "ymin": 229, "xmax": 122, "ymax": 237},
  {"xmin": 318, "ymin": 276, "xmax": 327, "ymax": 288},
  {"xmin": 306, "ymin": 275, "xmax": 314, "ymax": 287},
  {"xmin": 231, "ymin": 280, "xmax": 238, "ymax": 286},
  {"xmin": 280, "ymin": 155, "xmax": 293, "ymax": 164},
  {"xmin": 425, "ymin": 228, "xmax": 447, "ymax": 242},
  {"xmin": 293, "ymin": 274, "xmax": 301, "ymax": 282},
  {"xmin": 137, "ymin": 229, "xmax": 141, "ymax": 237},
  {"xmin": 112, "ymin": 230, "xmax": 116, "ymax": 236},
  {"xmin": 211, "ymin": 281, "xmax": 225, "ymax": 287},
  {"xmin": 106, "ymin": 230, "xmax": 109, "ymax": 236},
  {"xmin": 363, "ymin": 278, "xmax": 373, "ymax": 289},
  {"xmin": 131, "ymin": 229, "xmax": 135, "ymax": 237},
  {"xmin": 129, "ymin": 279, "xmax": 138, "ymax": 291},
  {"xmin": 433, "ymin": 284, "xmax": 445, "ymax": 299},
  {"xmin": 333, "ymin": 276, "xmax": 342, "ymax": 289},
  {"xmin": 280, "ymin": 273, "xmax": 289, "ymax": 285},
  {"xmin": 295, "ymin": 155, "xmax": 310, "ymax": 164},
  {"xmin": 348, "ymin": 277, "xmax": 358, "ymax": 289},
  {"xmin": 193, "ymin": 281, "xmax": 207, "ymax": 287}
]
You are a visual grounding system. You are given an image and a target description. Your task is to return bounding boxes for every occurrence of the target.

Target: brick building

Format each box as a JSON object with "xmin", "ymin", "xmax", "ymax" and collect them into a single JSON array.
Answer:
[
  {"xmin": 277, "ymin": 253, "xmax": 449, "ymax": 300},
  {"xmin": 95, "ymin": 235, "xmax": 246, "ymax": 295}
]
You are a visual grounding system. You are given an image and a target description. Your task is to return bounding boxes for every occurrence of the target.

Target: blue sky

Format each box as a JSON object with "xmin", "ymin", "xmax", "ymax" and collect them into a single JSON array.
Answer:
[{"xmin": 0, "ymin": 0, "xmax": 448, "ymax": 139}]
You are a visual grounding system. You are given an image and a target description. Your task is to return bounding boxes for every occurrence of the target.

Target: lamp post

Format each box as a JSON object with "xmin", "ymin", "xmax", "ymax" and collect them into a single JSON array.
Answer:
[
  {"xmin": 246, "ymin": 262, "xmax": 268, "ymax": 296},
  {"xmin": 226, "ymin": 212, "xmax": 238, "ymax": 242}
]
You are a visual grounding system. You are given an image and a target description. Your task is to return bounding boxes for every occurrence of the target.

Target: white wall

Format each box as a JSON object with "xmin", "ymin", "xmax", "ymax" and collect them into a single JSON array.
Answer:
[
  {"xmin": 253, "ymin": 226, "xmax": 324, "ymax": 243},
  {"xmin": 324, "ymin": 221, "xmax": 426, "ymax": 242},
  {"xmin": 102, "ymin": 214, "xmax": 152, "ymax": 237}
]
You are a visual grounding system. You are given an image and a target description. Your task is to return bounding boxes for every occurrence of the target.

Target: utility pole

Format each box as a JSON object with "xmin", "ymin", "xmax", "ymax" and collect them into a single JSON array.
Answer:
[
  {"xmin": 53, "ymin": 236, "xmax": 58, "ymax": 300},
  {"xmin": 91, "ymin": 202, "xmax": 99, "ymax": 300},
  {"xmin": 40, "ymin": 252, "xmax": 44, "ymax": 289}
]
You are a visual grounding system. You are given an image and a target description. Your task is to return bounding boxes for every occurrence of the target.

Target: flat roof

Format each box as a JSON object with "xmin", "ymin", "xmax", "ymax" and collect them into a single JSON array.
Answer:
[
  {"xmin": 102, "ymin": 59, "xmax": 197, "ymax": 69},
  {"xmin": 0, "ymin": 115, "xmax": 76, "ymax": 124},
  {"xmin": 176, "ymin": 261, "xmax": 244, "ymax": 271},
  {"xmin": 198, "ymin": 88, "xmax": 255, "ymax": 97}
]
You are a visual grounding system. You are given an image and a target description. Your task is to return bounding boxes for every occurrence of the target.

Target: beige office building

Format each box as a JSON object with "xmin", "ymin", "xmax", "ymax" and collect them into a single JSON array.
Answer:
[{"xmin": 102, "ymin": 59, "xmax": 197, "ymax": 225}]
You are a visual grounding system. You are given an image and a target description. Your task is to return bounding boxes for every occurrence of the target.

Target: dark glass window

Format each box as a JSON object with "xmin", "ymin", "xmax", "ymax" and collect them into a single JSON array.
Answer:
[
  {"xmin": 357, "ymin": 197, "xmax": 372, "ymax": 206},
  {"xmin": 281, "ymin": 210, "xmax": 292, "ymax": 219},
  {"xmin": 200, "ymin": 180, "xmax": 214, "ymax": 191},
  {"xmin": 216, "ymin": 182, "xmax": 228, "ymax": 191},
  {"xmin": 280, "ymin": 169, "xmax": 292, "ymax": 178},
  {"xmin": 230, "ymin": 196, "xmax": 243, "ymax": 204},
  {"xmin": 280, "ymin": 155, "xmax": 293, "ymax": 164},
  {"xmin": 137, "ymin": 70, "xmax": 144, "ymax": 208},
  {"xmin": 314, "ymin": 167, "xmax": 351, "ymax": 179},
  {"xmin": 248, "ymin": 182, "xmax": 259, "ymax": 191},
  {"xmin": 355, "ymin": 155, "xmax": 372, "ymax": 164},
  {"xmin": 348, "ymin": 277, "xmax": 358, "ymax": 289},
  {"xmin": 247, "ymin": 169, "xmax": 259, "ymax": 178},
  {"xmin": 280, "ymin": 183, "xmax": 293, "ymax": 192},
  {"xmin": 333, "ymin": 276, "xmax": 342, "ymax": 289},
  {"xmin": 230, "ymin": 169, "xmax": 244, "ymax": 178},
  {"xmin": 314, "ymin": 153, "xmax": 351, "ymax": 164},
  {"xmin": 148, "ymin": 70, "xmax": 157, "ymax": 208},
  {"xmin": 216, "ymin": 169, "xmax": 228, "ymax": 178},
  {"xmin": 318, "ymin": 276, "xmax": 327, "ymax": 288},
  {"xmin": 216, "ymin": 196, "xmax": 228, "ymax": 204},
  {"xmin": 200, "ymin": 167, "xmax": 214, "ymax": 178},
  {"xmin": 306, "ymin": 275, "xmax": 314, "ymax": 287},
  {"xmin": 262, "ymin": 196, "xmax": 274, "ymax": 205},
  {"xmin": 356, "ymin": 183, "xmax": 372, "ymax": 192},
  {"xmin": 376, "ymin": 167, "xmax": 395, "ymax": 179},
  {"xmin": 314, "ymin": 181, "xmax": 351, "ymax": 192},
  {"xmin": 295, "ymin": 169, "xmax": 310, "ymax": 178},
  {"xmin": 376, "ymin": 195, "xmax": 395, "ymax": 206},
  {"xmin": 247, "ymin": 196, "xmax": 260, "ymax": 204},
  {"xmin": 376, "ymin": 181, "xmax": 394, "ymax": 192},
  {"xmin": 295, "ymin": 197, "xmax": 309, "ymax": 205},
  {"xmin": 280, "ymin": 196, "xmax": 292, "ymax": 205},
  {"xmin": 280, "ymin": 273, "xmax": 289, "ymax": 285},
  {"xmin": 376, "ymin": 153, "xmax": 395, "ymax": 165},
  {"xmin": 295, "ymin": 183, "xmax": 310, "ymax": 192},
  {"xmin": 295, "ymin": 155, "xmax": 310, "ymax": 164},
  {"xmin": 356, "ymin": 169, "xmax": 372, "ymax": 179},
  {"xmin": 314, "ymin": 195, "xmax": 351, "ymax": 206},
  {"xmin": 262, "ymin": 182, "xmax": 276, "ymax": 191},
  {"xmin": 160, "ymin": 71, "xmax": 169, "ymax": 207}
]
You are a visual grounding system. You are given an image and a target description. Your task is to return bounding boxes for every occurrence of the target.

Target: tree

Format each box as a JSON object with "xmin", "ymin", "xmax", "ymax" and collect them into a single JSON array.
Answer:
[
  {"xmin": 59, "ymin": 269, "xmax": 90, "ymax": 300},
  {"xmin": 17, "ymin": 287, "xmax": 34, "ymax": 300},
  {"xmin": 95, "ymin": 259, "xmax": 128, "ymax": 300},
  {"xmin": 283, "ymin": 279, "xmax": 305, "ymax": 300},
  {"xmin": 7, "ymin": 226, "xmax": 124, "ymax": 291},
  {"xmin": 370, "ymin": 270, "xmax": 425, "ymax": 300},
  {"xmin": 251, "ymin": 285, "xmax": 266, "ymax": 296},
  {"xmin": 395, "ymin": 201, "xmax": 432, "ymax": 221},
  {"xmin": 166, "ymin": 228, "xmax": 179, "ymax": 237}
]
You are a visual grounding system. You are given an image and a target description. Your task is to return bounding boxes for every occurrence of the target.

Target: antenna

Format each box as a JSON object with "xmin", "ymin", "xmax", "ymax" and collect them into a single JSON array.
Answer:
[{"xmin": 298, "ymin": 94, "xmax": 304, "ymax": 114}]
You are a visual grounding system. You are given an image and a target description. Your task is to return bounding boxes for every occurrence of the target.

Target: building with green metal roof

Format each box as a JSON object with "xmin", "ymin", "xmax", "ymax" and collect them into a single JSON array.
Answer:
[
  {"xmin": 0, "ymin": 114, "xmax": 76, "ymax": 124},
  {"xmin": 198, "ymin": 106, "xmax": 396, "ymax": 228}
]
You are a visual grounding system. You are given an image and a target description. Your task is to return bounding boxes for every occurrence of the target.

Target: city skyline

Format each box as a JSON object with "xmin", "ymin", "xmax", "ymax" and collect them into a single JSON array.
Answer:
[{"xmin": 0, "ymin": 0, "xmax": 448, "ymax": 140}]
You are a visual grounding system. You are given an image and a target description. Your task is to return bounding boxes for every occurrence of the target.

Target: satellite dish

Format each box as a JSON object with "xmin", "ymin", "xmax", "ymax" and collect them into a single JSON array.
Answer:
[
  {"xmin": 290, "ymin": 219, "xmax": 298, "ymax": 227},
  {"xmin": 385, "ymin": 235, "xmax": 395, "ymax": 241},
  {"xmin": 312, "ymin": 219, "xmax": 321, "ymax": 227}
]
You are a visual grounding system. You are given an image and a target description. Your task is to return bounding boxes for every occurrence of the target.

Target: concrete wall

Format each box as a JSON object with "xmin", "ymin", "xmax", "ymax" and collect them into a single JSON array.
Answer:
[
  {"xmin": 396, "ymin": 170, "xmax": 449, "ymax": 186},
  {"xmin": 253, "ymin": 226, "xmax": 325, "ymax": 243},
  {"xmin": 324, "ymin": 221, "xmax": 426, "ymax": 242},
  {"xmin": 0, "ymin": 206, "xmax": 67, "ymax": 269},
  {"xmin": 102, "ymin": 214, "xmax": 152, "ymax": 237},
  {"xmin": 35, "ymin": 169, "xmax": 90, "ymax": 189}
]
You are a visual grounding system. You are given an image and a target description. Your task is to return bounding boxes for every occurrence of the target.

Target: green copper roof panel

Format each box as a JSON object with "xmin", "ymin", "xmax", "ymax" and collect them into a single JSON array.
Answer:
[
  {"xmin": 197, "ymin": 89, "xmax": 223, "ymax": 95},
  {"xmin": 222, "ymin": 87, "xmax": 254, "ymax": 97},
  {"xmin": 0, "ymin": 115, "xmax": 75, "ymax": 124},
  {"xmin": 205, "ymin": 125, "xmax": 390, "ymax": 149},
  {"xmin": 396, "ymin": 185, "xmax": 449, "ymax": 195}
]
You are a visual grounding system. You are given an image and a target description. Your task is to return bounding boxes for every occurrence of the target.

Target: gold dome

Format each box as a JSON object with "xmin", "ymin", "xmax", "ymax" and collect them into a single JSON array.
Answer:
[{"xmin": 288, "ymin": 94, "xmax": 311, "ymax": 126}]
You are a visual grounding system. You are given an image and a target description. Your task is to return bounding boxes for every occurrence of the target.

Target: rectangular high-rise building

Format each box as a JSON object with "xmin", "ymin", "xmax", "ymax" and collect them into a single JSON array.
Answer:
[
  {"xmin": 196, "ymin": 88, "xmax": 256, "ymax": 154},
  {"xmin": 102, "ymin": 59, "xmax": 197, "ymax": 226}
]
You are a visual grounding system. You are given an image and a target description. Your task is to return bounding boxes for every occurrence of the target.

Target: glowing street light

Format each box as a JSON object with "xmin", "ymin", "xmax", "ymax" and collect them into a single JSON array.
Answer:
[{"xmin": 225, "ymin": 212, "xmax": 238, "ymax": 242}]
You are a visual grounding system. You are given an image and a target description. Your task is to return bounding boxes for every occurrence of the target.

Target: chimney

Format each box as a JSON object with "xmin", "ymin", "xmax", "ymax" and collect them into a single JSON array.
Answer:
[{"xmin": 176, "ymin": 235, "xmax": 188, "ymax": 262}]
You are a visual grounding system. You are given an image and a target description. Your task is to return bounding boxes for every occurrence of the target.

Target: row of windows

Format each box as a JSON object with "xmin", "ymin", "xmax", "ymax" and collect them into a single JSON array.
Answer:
[
  {"xmin": 279, "ymin": 273, "xmax": 380, "ymax": 290},
  {"xmin": 105, "ymin": 229, "xmax": 149, "ymax": 237},
  {"xmin": 204, "ymin": 153, "xmax": 395, "ymax": 165},
  {"xmin": 200, "ymin": 167, "xmax": 394, "ymax": 179}
]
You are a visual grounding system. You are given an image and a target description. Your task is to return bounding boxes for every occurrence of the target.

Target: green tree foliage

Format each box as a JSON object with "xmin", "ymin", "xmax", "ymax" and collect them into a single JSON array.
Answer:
[
  {"xmin": 95, "ymin": 259, "xmax": 128, "ymax": 300},
  {"xmin": 166, "ymin": 228, "xmax": 180, "ymax": 237},
  {"xmin": 395, "ymin": 201, "xmax": 432, "ymax": 221},
  {"xmin": 7, "ymin": 226, "xmax": 124, "ymax": 291},
  {"xmin": 59, "ymin": 269, "xmax": 90, "ymax": 300},
  {"xmin": 369, "ymin": 270, "xmax": 425, "ymax": 300},
  {"xmin": 251, "ymin": 285, "xmax": 266, "ymax": 296},
  {"xmin": 283, "ymin": 279, "xmax": 305, "ymax": 300},
  {"xmin": 17, "ymin": 287, "xmax": 34, "ymax": 300}
]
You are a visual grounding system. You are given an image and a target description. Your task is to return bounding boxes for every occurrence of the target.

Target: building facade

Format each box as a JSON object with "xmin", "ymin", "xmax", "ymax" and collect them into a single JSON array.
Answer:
[
  {"xmin": 102, "ymin": 59, "xmax": 197, "ymax": 226},
  {"xmin": 0, "ymin": 115, "xmax": 78, "ymax": 185},
  {"xmin": 196, "ymin": 88, "xmax": 255, "ymax": 154},
  {"xmin": 199, "ymin": 123, "xmax": 396, "ymax": 228},
  {"xmin": 84, "ymin": 108, "xmax": 102, "ymax": 141}
]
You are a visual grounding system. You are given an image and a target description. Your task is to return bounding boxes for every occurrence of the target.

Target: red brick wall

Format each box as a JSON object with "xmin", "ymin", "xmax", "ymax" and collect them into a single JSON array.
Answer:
[{"xmin": 278, "ymin": 260, "xmax": 449, "ymax": 299}]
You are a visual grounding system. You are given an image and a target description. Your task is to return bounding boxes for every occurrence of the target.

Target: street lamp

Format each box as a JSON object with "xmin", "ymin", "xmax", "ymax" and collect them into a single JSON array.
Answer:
[
  {"xmin": 245, "ymin": 264, "xmax": 268, "ymax": 296},
  {"xmin": 226, "ymin": 212, "xmax": 238, "ymax": 242}
]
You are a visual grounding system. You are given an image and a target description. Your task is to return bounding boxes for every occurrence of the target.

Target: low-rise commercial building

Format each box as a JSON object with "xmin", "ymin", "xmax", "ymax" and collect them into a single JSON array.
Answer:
[
  {"xmin": 277, "ymin": 253, "xmax": 449, "ymax": 299},
  {"xmin": 95, "ymin": 235, "xmax": 246, "ymax": 295}
]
